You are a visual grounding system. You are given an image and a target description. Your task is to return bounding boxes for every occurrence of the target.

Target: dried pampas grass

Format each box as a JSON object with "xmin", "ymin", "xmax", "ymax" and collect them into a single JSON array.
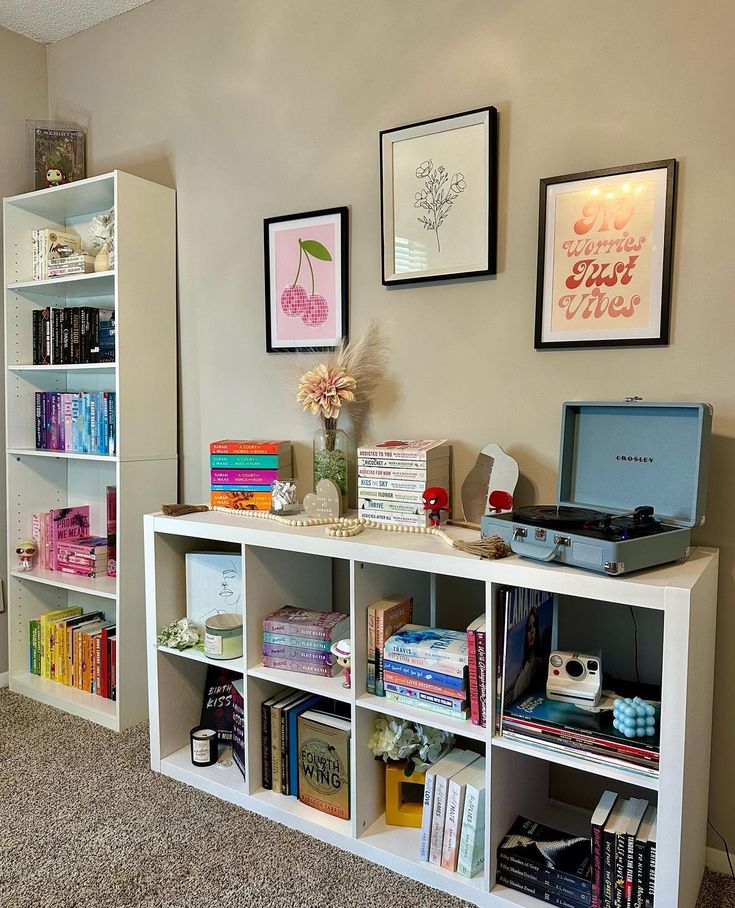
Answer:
[{"xmin": 332, "ymin": 318, "xmax": 389, "ymax": 442}]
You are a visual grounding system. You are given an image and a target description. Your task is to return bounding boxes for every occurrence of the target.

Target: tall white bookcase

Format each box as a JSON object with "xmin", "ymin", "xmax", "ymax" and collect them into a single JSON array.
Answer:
[
  {"xmin": 4, "ymin": 171, "xmax": 177, "ymax": 731},
  {"xmin": 144, "ymin": 510, "xmax": 718, "ymax": 908}
]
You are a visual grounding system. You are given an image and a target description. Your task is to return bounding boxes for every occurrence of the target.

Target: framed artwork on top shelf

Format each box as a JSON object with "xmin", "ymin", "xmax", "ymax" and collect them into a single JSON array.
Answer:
[
  {"xmin": 264, "ymin": 207, "xmax": 349, "ymax": 353},
  {"xmin": 25, "ymin": 120, "xmax": 86, "ymax": 191},
  {"xmin": 380, "ymin": 106, "xmax": 498, "ymax": 285},
  {"xmin": 534, "ymin": 159, "xmax": 677, "ymax": 350}
]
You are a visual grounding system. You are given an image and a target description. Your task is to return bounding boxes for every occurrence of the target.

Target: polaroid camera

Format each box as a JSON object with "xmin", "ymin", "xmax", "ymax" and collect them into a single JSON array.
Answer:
[{"xmin": 546, "ymin": 651, "xmax": 602, "ymax": 708}]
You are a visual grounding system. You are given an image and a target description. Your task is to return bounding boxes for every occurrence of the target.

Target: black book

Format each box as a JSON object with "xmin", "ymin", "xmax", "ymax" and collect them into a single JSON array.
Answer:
[
  {"xmin": 496, "ymin": 869, "xmax": 589, "ymax": 908},
  {"xmin": 645, "ymin": 810, "xmax": 657, "ymax": 908},
  {"xmin": 496, "ymin": 856, "xmax": 591, "ymax": 904},
  {"xmin": 200, "ymin": 664, "xmax": 239, "ymax": 744},
  {"xmin": 52, "ymin": 307, "xmax": 62, "ymax": 364},
  {"xmin": 261, "ymin": 687, "xmax": 289, "ymax": 790},
  {"xmin": 231, "ymin": 678, "xmax": 246, "ymax": 782},
  {"xmin": 603, "ymin": 801, "xmax": 628, "ymax": 908},
  {"xmin": 61, "ymin": 308, "xmax": 72, "ymax": 364},
  {"xmin": 32, "ymin": 310, "xmax": 40, "ymax": 364},
  {"xmin": 70, "ymin": 307, "xmax": 81, "ymax": 364},
  {"xmin": 497, "ymin": 816, "xmax": 592, "ymax": 893},
  {"xmin": 632, "ymin": 806, "xmax": 656, "ymax": 908},
  {"xmin": 623, "ymin": 800, "xmax": 649, "ymax": 908}
]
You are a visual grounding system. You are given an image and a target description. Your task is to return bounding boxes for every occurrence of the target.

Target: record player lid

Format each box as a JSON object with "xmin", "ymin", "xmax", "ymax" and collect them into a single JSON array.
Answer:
[{"xmin": 558, "ymin": 401, "xmax": 712, "ymax": 528}]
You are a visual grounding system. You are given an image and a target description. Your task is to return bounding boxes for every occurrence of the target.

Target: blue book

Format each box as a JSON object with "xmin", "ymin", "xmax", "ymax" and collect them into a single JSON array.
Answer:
[
  {"xmin": 287, "ymin": 694, "xmax": 323, "ymax": 796},
  {"xmin": 211, "ymin": 484, "xmax": 273, "ymax": 492},
  {"xmin": 383, "ymin": 658, "xmax": 466, "ymax": 691}
]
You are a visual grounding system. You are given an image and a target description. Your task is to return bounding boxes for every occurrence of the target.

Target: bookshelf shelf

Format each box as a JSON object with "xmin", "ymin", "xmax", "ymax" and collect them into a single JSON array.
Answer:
[
  {"xmin": 491, "ymin": 733, "xmax": 659, "ymax": 792},
  {"xmin": 247, "ymin": 662, "xmax": 349, "ymax": 703},
  {"xmin": 160, "ymin": 744, "xmax": 247, "ymax": 807},
  {"xmin": 8, "ymin": 363, "xmax": 116, "ymax": 373},
  {"xmin": 8, "ymin": 447, "xmax": 119, "ymax": 462},
  {"xmin": 5, "ymin": 171, "xmax": 177, "ymax": 732},
  {"xmin": 158, "ymin": 644, "xmax": 244, "ymax": 674},
  {"xmin": 144, "ymin": 510, "xmax": 718, "ymax": 908},
  {"xmin": 8, "ymin": 271, "xmax": 115, "ymax": 298},
  {"xmin": 11, "ymin": 566, "xmax": 118, "ymax": 599}
]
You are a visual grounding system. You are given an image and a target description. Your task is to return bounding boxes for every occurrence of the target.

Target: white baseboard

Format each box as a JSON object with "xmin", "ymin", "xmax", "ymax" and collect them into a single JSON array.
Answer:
[
  {"xmin": 0, "ymin": 672, "xmax": 8, "ymax": 688},
  {"xmin": 707, "ymin": 845, "xmax": 733, "ymax": 876}
]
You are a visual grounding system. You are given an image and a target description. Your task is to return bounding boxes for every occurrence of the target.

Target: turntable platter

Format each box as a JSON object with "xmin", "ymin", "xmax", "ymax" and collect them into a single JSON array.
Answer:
[{"xmin": 513, "ymin": 505, "xmax": 608, "ymax": 528}]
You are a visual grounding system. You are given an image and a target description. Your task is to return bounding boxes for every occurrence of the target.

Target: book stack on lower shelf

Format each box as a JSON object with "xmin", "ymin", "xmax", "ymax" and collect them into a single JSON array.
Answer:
[
  {"xmin": 31, "ymin": 497, "xmax": 116, "ymax": 579},
  {"xmin": 32, "ymin": 306, "xmax": 114, "ymax": 365},
  {"xmin": 262, "ymin": 606, "xmax": 349, "ymax": 677},
  {"xmin": 382, "ymin": 624, "xmax": 470, "ymax": 719},
  {"xmin": 29, "ymin": 607, "xmax": 116, "ymax": 700},
  {"xmin": 357, "ymin": 439, "xmax": 451, "ymax": 527},
  {"xmin": 32, "ymin": 228, "xmax": 82, "ymax": 280},
  {"xmin": 419, "ymin": 749, "xmax": 486, "ymax": 878},
  {"xmin": 261, "ymin": 688, "xmax": 351, "ymax": 819},
  {"xmin": 209, "ymin": 439, "xmax": 292, "ymax": 510}
]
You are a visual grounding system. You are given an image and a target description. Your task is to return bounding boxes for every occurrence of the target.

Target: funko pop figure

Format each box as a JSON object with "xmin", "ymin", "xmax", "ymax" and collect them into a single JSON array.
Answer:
[
  {"xmin": 330, "ymin": 638, "xmax": 352, "ymax": 689},
  {"xmin": 16, "ymin": 540, "xmax": 38, "ymax": 572},
  {"xmin": 46, "ymin": 167, "xmax": 65, "ymax": 187},
  {"xmin": 422, "ymin": 486, "xmax": 450, "ymax": 527}
]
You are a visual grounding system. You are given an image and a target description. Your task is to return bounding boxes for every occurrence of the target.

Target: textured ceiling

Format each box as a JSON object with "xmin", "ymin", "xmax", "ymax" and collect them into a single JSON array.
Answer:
[{"xmin": 0, "ymin": 0, "xmax": 155, "ymax": 43}]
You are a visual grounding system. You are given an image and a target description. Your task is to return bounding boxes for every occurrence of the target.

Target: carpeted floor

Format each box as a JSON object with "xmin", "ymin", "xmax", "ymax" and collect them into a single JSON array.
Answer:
[{"xmin": 0, "ymin": 690, "xmax": 732, "ymax": 908}]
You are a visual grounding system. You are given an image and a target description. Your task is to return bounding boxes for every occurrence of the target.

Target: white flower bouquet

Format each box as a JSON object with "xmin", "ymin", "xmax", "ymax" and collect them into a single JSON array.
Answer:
[{"xmin": 368, "ymin": 714, "xmax": 455, "ymax": 776}]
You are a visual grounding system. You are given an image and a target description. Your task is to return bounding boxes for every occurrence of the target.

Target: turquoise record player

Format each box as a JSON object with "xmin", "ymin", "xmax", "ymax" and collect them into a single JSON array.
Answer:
[{"xmin": 481, "ymin": 400, "xmax": 712, "ymax": 575}]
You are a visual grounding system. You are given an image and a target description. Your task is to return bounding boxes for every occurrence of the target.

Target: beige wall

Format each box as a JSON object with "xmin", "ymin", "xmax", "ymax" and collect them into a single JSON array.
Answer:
[
  {"xmin": 0, "ymin": 27, "xmax": 48, "ymax": 675},
  {"xmin": 45, "ymin": 0, "xmax": 735, "ymax": 849}
]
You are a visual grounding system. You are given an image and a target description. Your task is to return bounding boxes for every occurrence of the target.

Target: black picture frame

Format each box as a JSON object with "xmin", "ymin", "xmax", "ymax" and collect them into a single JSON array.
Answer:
[
  {"xmin": 264, "ymin": 206, "xmax": 349, "ymax": 353},
  {"xmin": 534, "ymin": 159, "xmax": 677, "ymax": 350},
  {"xmin": 380, "ymin": 106, "xmax": 498, "ymax": 286}
]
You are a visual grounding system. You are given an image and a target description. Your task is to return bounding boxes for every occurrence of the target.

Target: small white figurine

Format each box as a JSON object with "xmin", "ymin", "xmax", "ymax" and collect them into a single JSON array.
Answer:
[
  {"xmin": 330, "ymin": 638, "xmax": 352, "ymax": 689},
  {"xmin": 16, "ymin": 539, "xmax": 38, "ymax": 571}
]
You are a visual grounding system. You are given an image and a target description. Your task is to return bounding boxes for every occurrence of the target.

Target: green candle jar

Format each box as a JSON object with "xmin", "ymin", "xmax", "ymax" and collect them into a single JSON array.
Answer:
[{"xmin": 204, "ymin": 613, "xmax": 243, "ymax": 660}]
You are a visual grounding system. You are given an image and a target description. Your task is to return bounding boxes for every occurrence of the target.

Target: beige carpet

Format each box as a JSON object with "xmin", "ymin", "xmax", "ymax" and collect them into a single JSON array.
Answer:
[{"xmin": 0, "ymin": 689, "xmax": 732, "ymax": 908}]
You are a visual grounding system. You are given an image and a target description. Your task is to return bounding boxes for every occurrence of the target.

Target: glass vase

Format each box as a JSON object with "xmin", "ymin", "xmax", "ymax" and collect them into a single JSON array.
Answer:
[{"xmin": 313, "ymin": 425, "xmax": 349, "ymax": 508}]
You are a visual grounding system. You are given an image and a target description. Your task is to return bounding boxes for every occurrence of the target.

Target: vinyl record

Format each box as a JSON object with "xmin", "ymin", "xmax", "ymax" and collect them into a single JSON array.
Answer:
[{"xmin": 513, "ymin": 505, "xmax": 608, "ymax": 528}]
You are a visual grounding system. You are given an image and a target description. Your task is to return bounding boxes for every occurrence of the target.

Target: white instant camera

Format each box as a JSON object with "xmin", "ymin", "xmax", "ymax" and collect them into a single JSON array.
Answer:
[{"xmin": 546, "ymin": 651, "xmax": 602, "ymax": 708}]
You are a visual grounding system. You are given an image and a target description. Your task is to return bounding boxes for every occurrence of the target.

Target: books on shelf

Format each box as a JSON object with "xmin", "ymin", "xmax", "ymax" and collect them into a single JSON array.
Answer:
[
  {"xmin": 32, "ymin": 306, "xmax": 114, "ymax": 366},
  {"xmin": 201, "ymin": 665, "xmax": 239, "ymax": 744},
  {"xmin": 297, "ymin": 709, "xmax": 351, "ymax": 819},
  {"xmin": 357, "ymin": 439, "xmax": 451, "ymax": 527},
  {"xmin": 442, "ymin": 756, "xmax": 486, "ymax": 873},
  {"xmin": 262, "ymin": 606, "xmax": 349, "ymax": 678},
  {"xmin": 31, "ymin": 228, "xmax": 82, "ymax": 281},
  {"xmin": 366, "ymin": 594, "xmax": 413, "ymax": 695},
  {"xmin": 34, "ymin": 391, "xmax": 116, "ymax": 454},
  {"xmin": 497, "ymin": 815, "xmax": 592, "ymax": 906},
  {"xmin": 31, "ymin": 506, "xmax": 94, "ymax": 572},
  {"xmin": 209, "ymin": 440, "xmax": 292, "ymax": 510},
  {"xmin": 418, "ymin": 748, "xmax": 480, "ymax": 864},
  {"xmin": 231, "ymin": 678, "xmax": 246, "ymax": 781},
  {"xmin": 47, "ymin": 252, "xmax": 96, "ymax": 277},
  {"xmin": 28, "ymin": 607, "xmax": 115, "ymax": 699},
  {"xmin": 106, "ymin": 486, "xmax": 117, "ymax": 577},
  {"xmin": 56, "ymin": 535, "xmax": 109, "ymax": 578}
]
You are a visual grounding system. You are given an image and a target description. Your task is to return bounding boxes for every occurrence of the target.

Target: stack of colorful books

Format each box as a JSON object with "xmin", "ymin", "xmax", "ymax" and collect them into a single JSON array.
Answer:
[
  {"xmin": 209, "ymin": 439, "xmax": 292, "ymax": 510},
  {"xmin": 35, "ymin": 390, "xmax": 116, "ymax": 454},
  {"xmin": 29, "ymin": 607, "xmax": 116, "ymax": 699},
  {"xmin": 357, "ymin": 439, "xmax": 451, "ymax": 527},
  {"xmin": 262, "ymin": 606, "xmax": 349, "ymax": 678},
  {"xmin": 382, "ymin": 624, "xmax": 470, "ymax": 719},
  {"xmin": 56, "ymin": 536, "xmax": 109, "ymax": 578}
]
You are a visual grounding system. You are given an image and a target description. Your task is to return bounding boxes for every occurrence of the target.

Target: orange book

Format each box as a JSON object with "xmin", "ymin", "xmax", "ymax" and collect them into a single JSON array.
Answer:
[{"xmin": 210, "ymin": 491, "xmax": 271, "ymax": 510}]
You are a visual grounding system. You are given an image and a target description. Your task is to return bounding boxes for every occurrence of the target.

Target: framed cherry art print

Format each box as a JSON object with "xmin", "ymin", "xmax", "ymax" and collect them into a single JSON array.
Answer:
[
  {"xmin": 264, "ymin": 207, "xmax": 349, "ymax": 353},
  {"xmin": 534, "ymin": 159, "xmax": 677, "ymax": 350}
]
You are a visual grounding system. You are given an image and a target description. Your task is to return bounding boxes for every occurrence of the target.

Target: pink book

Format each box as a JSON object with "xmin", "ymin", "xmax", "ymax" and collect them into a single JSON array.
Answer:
[
  {"xmin": 262, "ymin": 606, "xmax": 350, "ymax": 641},
  {"xmin": 262, "ymin": 655, "xmax": 339, "ymax": 677},
  {"xmin": 210, "ymin": 469, "xmax": 280, "ymax": 485},
  {"xmin": 49, "ymin": 506, "xmax": 90, "ymax": 571}
]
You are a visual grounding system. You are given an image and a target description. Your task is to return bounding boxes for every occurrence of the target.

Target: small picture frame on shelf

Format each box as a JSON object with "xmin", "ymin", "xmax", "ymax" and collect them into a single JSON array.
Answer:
[
  {"xmin": 380, "ymin": 106, "xmax": 498, "ymax": 285},
  {"xmin": 534, "ymin": 159, "xmax": 677, "ymax": 350},
  {"xmin": 25, "ymin": 120, "xmax": 86, "ymax": 191},
  {"xmin": 264, "ymin": 207, "xmax": 349, "ymax": 353}
]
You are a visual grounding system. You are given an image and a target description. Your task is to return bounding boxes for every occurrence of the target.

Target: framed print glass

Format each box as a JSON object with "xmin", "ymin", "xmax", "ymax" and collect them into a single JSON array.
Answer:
[
  {"xmin": 264, "ymin": 207, "xmax": 349, "ymax": 353},
  {"xmin": 534, "ymin": 159, "xmax": 677, "ymax": 350},
  {"xmin": 380, "ymin": 107, "xmax": 497, "ymax": 285},
  {"xmin": 26, "ymin": 120, "xmax": 86, "ymax": 191}
]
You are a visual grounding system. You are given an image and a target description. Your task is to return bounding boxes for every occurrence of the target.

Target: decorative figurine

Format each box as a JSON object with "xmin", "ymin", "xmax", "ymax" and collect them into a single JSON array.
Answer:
[
  {"xmin": 422, "ymin": 486, "xmax": 450, "ymax": 527},
  {"xmin": 330, "ymin": 638, "xmax": 352, "ymax": 688},
  {"xmin": 612, "ymin": 696, "xmax": 657, "ymax": 739},
  {"xmin": 16, "ymin": 540, "xmax": 38, "ymax": 571},
  {"xmin": 303, "ymin": 478, "xmax": 342, "ymax": 520},
  {"xmin": 45, "ymin": 167, "xmax": 65, "ymax": 187}
]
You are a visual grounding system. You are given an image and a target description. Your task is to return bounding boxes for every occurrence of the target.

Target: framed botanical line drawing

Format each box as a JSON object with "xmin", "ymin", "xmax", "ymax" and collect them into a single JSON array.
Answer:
[
  {"xmin": 264, "ymin": 207, "xmax": 349, "ymax": 353},
  {"xmin": 380, "ymin": 107, "xmax": 498, "ymax": 285},
  {"xmin": 534, "ymin": 159, "xmax": 677, "ymax": 350}
]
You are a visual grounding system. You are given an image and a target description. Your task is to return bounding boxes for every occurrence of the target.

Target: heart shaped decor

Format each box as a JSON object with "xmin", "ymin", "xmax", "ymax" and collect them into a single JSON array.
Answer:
[{"xmin": 303, "ymin": 478, "xmax": 342, "ymax": 520}]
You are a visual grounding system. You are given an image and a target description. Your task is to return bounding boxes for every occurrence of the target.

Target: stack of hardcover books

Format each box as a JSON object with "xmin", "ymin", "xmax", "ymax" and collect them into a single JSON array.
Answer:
[
  {"xmin": 366, "ymin": 594, "xmax": 413, "ymax": 696},
  {"xmin": 56, "ymin": 536, "xmax": 109, "ymax": 578},
  {"xmin": 419, "ymin": 749, "xmax": 486, "ymax": 876},
  {"xmin": 357, "ymin": 440, "xmax": 451, "ymax": 527},
  {"xmin": 262, "ymin": 606, "xmax": 349, "ymax": 678},
  {"xmin": 382, "ymin": 624, "xmax": 470, "ymax": 719},
  {"xmin": 47, "ymin": 252, "xmax": 96, "ymax": 277},
  {"xmin": 32, "ymin": 306, "xmax": 114, "ymax": 365},
  {"xmin": 496, "ymin": 815, "xmax": 593, "ymax": 906},
  {"xmin": 209, "ymin": 439, "xmax": 292, "ymax": 510},
  {"xmin": 31, "ymin": 228, "xmax": 81, "ymax": 280},
  {"xmin": 29, "ymin": 606, "xmax": 116, "ymax": 699}
]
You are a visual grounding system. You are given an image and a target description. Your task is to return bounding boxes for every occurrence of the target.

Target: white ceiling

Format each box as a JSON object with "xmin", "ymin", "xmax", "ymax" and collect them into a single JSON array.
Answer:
[{"xmin": 0, "ymin": 0, "xmax": 155, "ymax": 43}]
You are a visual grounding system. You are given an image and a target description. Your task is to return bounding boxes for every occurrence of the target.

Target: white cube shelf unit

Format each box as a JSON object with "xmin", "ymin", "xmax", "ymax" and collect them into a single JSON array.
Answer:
[
  {"xmin": 144, "ymin": 509, "xmax": 718, "ymax": 908},
  {"xmin": 4, "ymin": 172, "xmax": 178, "ymax": 731}
]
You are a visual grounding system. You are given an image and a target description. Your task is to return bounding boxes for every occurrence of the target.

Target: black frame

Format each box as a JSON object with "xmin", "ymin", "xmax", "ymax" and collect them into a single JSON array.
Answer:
[
  {"xmin": 264, "ymin": 206, "xmax": 349, "ymax": 353},
  {"xmin": 534, "ymin": 159, "xmax": 677, "ymax": 350},
  {"xmin": 380, "ymin": 106, "xmax": 498, "ymax": 286}
]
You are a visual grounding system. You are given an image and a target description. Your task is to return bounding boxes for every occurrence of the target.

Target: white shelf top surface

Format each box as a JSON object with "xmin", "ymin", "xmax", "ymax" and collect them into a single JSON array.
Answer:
[
  {"xmin": 4, "ymin": 172, "xmax": 115, "ymax": 218},
  {"xmin": 8, "ymin": 271, "xmax": 115, "ymax": 298},
  {"xmin": 11, "ymin": 567, "xmax": 117, "ymax": 600},
  {"xmin": 8, "ymin": 363, "xmax": 116, "ymax": 373},
  {"xmin": 147, "ymin": 510, "xmax": 717, "ymax": 602}
]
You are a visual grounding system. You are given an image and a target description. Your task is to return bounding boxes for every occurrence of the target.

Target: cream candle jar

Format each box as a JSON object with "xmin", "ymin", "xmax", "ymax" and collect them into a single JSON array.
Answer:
[{"xmin": 204, "ymin": 613, "xmax": 243, "ymax": 660}]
